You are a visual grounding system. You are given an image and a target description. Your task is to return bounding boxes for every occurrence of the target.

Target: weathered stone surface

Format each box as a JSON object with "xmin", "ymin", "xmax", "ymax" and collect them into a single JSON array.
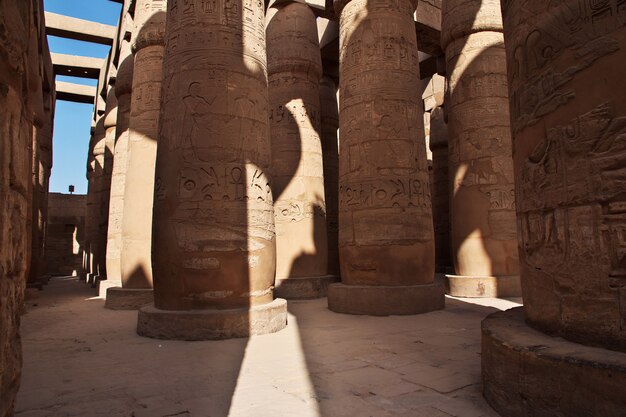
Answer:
[
  {"xmin": 87, "ymin": 117, "xmax": 106, "ymax": 281},
  {"xmin": 320, "ymin": 76, "xmax": 340, "ymax": 277},
  {"xmin": 442, "ymin": 0, "xmax": 519, "ymax": 296},
  {"xmin": 267, "ymin": 2, "xmax": 329, "ymax": 299},
  {"xmin": 501, "ymin": 0, "xmax": 626, "ymax": 352},
  {"xmin": 147, "ymin": 0, "xmax": 286, "ymax": 339},
  {"xmin": 105, "ymin": 287, "xmax": 153, "ymax": 310},
  {"xmin": 274, "ymin": 275, "xmax": 338, "ymax": 300},
  {"xmin": 120, "ymin": 0, "xmax": 166, "ymax": 291},
  {"xmin": 0, "ymin": 1, "xmax": 52, "ymax": 414},
  {"xmin": 482, "ymin": 308, "xmax": 626, "ymax": 417},
  {"xmin": 328, "ymin": 282, "xmax": 445, "ymax": 316},
  {"xmin": 45, "ymin": 193, "xmax": 86, "ymax": 277},
  {"xmin": 329, "ymin": 0, "xmax": 442, "ymax": 315},
  {"xmin": 137, "ymin": 299, "xmax": 288, "ymax": 341},
  {"xmin": 105, "ymin": 36, "xmax": 134, "ymax": 291},
  {"xmin": 429, "ymin": 107, "xmax": 451, "ymax": 272}
]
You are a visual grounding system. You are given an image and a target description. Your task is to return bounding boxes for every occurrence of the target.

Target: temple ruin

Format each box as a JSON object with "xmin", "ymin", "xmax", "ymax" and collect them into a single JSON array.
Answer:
[{"xmin": 1, "ymin": 0, "xmax": 625, "ymax": 416}]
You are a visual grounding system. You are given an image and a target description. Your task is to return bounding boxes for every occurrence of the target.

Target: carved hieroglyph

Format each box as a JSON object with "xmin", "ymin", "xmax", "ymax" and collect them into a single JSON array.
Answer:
[
  {"xmin": 327, "ymin": 0, "xmax": 444, "ymax": 316},
  {"xmin": 106, "ymin": 26, "xmax": 135, "ymax": 288},
  {"xmin": 442, "ymin": 0, "xmax": 519, "ymax": 285},
  {"xmin": 429, "ymin": 106, "xmax": 451, "ymax": 271},
  {"xmin": 502, "ymin": 0, "xmax": 626, "ymax": 352},
  {"xmin": 267, "ymin": 2, "xmax": 328, "ymax": 286},
  {"xmin": 151, "ymin": 0, "xmax": 277, "ymax": 311},
  {"xmin": 320, "ymin": 76, "xmax": 340, "ymax": 276},
  {"xmin": 336, "ymin": 0, "xmax": 435, "ymax": 286},
  {"xmin": 120, "ymin": 0, "xmax": 166, "ymax": 290}
]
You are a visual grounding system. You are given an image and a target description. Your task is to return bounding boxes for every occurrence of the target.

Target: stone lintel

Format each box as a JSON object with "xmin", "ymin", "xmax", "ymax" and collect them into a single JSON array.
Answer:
[
  {"xmin": 51, "ymin": 53, "xmax": 104, "ymax": 79},
  {"xmin": 45, "ymin": 12, "xmax": 116, "ymax": 45},
  {"xmin": 55, "ymin": 81, "xmax": 96, "ymax": 104}
]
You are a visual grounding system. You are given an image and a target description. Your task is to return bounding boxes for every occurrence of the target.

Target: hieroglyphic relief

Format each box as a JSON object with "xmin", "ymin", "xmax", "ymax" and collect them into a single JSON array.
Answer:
[
  {"xmin": 152, "ymin": 0, "xmax": 275, "ymax": 309},
  {"xmin": 443, "ymin": 1, "xmax": 519, "ymax": 279},
  {"xmin": 519, "ymin": 102, "xmax": 626, "ymax": 273},
  {"xmin": 267, "ymin": 2, "xmax": 328, "ymax": 282},
  {"xmin": 504, "ymin": 0, "xmax": 626, "ymax": 131},
  {"xmin": 337, "ymin": 0, "xmax": 435, "ymax": 284}
]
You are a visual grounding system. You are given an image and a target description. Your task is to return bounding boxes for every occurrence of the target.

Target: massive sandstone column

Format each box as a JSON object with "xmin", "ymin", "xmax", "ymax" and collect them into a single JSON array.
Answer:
[
  {"xmin": 267, "ymin": 2, "xmax": 332, "ymax": 299},
  {"xmin": 104, "ymin": 31, "xmax": 134, "ymax": 300},
  {"xmin": 95, "ymin": 87, "xmax": 118, "ymax": 286},
  {"xmin": 0, "ymin": 2, "xmax": 36, "ymax": 412},
  {"xmin": 320, "ymin": 76, "xmax": 340, "ymax": 277},
  {"xmin": 87, "ymin": 117, "xmax": 106, "ymax": 283},
  {"xmin": 114, "ymin": 0, "xmax": 166, "ymax": 309},
  {"xmin": 327, "ymin": 0, "xmax": 444, "ymax": 315},
  {"xmin": 482, "ymin": 2, "xmax": 626, "ymax": 416},
  {"xmin": 137, "ymin": 0, "xmax": 287, "ymax": 340},
  {"xmin": 429, "ymin": 106, "xmax": 451, "ymax": 272},
  {"xmin": 442, "ymin": 0, "xmax": 520, "ymax": 297}
]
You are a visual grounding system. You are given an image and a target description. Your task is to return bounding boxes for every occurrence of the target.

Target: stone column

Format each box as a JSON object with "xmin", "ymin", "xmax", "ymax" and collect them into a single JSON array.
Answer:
[
  {"xmin": 267, "ymin": 2, "xmax": 332, "ymax": 299},
  {"xmin": 104, "ymin": 36, "xmax": 134, "ymax": 299},
  {"xmin": 95, "ymin": 87, "xmax": 118, "ymax": 287},
  {"xmin": 429, "ymin": 106, "xmax": 451, "ymax": 273},
  {"xmin": 482, "ymin": 1, "xmax": 626, "ymax": 416},
  {"xmin": 137, "ymin": 0, "xmax": 287, "ymax": 340},
  {"xmin": 327, "ymin": 0, "xmax": 444, "ymax": 316},
  {"xmin": 114, "ymin": 0, "xmax": 166, "ymax": 310},
  {"xmin": 87, "ymin": 117, "xmax": 106, "ymax": 284},
  {"xmin": 320, "ymin": 76, "xmax": 340, "ymax": 277},
  {"xmin": 0, "ymin": 2, "xmax": 36, "ymax": 412},
  {"xmin": 442, "ymin": 0, "xmax": 520, "ymax": 297},
  {"xmin": 83, "ymin": 126, "xmax": 96, "ymax": 281}
]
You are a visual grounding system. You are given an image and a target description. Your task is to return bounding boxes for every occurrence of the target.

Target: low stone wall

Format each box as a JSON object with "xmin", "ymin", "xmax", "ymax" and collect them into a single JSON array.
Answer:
[{"xmin": 46, "ymin": 193, "xmax": 86, "ymax": 277}]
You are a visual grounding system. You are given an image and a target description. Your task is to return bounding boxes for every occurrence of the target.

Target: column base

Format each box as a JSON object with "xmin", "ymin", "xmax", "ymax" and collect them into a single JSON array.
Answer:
[
  {"xmin": 482, "ymin": 307, "xmax": 626, "ymax": 417},
  {"xmin": 136, "ymin": 298, "xmax": 288, "ymax": 341},
  {"xmin": 274, "ymin": 275, "xmax": 339, "ymax": 299},
  {"xmin": 104, "ymin": 287, "xmax": 153, "ymax": 310},
  {"xmin": 98, "ymin": 279, "xmax": 121, "ymax": 297},
  {"xmin": 86, "ymin": 274, "xmax": 99, "ymax": 286},
  {"xmin": 327, "ymin": 282, "xmax": 445, "ymax": 316},
  {"xmin": 445, "ymin": 274, "xmax": 521, "ymax": 298}
]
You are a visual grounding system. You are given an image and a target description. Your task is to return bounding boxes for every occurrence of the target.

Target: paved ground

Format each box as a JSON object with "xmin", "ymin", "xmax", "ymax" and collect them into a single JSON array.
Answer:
[{"xmin": 15, "ymin": 277, "xmax": 521, "ymax": 417}]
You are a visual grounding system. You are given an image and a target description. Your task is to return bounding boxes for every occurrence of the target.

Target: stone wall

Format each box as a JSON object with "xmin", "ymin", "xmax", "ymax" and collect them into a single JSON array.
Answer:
[
  {"xmin": 0, "ymin": 0, "xmax": 54, "ymax": 415},
  {"xmin": 46, "ymin": 193, "xmax": 86, "ymax": 277}
]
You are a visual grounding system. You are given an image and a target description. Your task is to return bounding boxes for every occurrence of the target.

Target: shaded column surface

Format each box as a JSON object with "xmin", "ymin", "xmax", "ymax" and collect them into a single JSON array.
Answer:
[
  {"xmin": 482, "ymin": 1, "xmax": 626, "ymax": 416},
  {"xmin": 104, "ymin": 35, "xmax": 134, "ymax": 303},
  {"xmin": 327, "ymin": 0, "xmax": 444, "ymax": 316},
  {"xmin": 429, "ymin": 106, "xmax": 451, "ymax": 273},
  {"xmin": 267, "ymin": 2, "xmax": 333, "ymax": 300},
  {"xmin": 87, "ymin": 118, "xmax": 107, "ymax": 284},
  {"xmin": 320, "ymin": 76, "xmax": 340, "ymax": 277},
  {"xmin": 442, "ymin": 0, "xmax": 520, "ymax": 297},
  {"xmin": 114, "ymin": 0, "xmax": 167, "ymax": 310},
  {"xmin": 0, "ymin": 3, "xmax": 34, "ymax": 414},
  {"xmin": 96, "ymin": 87, "xmax": 118, "ymax": 287},
  {"xmin": 137, "ymin": 0, "xmax": 287, "ymax": 340},
  {"xmin": 83, "ymin": 127, "xmax": 96, "ymax": 281}
]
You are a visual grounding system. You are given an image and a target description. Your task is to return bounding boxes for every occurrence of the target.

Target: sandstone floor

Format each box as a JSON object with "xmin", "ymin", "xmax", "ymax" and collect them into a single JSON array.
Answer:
[{"xmin": 15, "ymin": 277, "xmax": 521, "ymax": 417}]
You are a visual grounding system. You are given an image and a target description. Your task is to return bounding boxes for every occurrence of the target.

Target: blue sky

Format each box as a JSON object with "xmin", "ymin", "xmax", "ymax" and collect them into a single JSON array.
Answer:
[{"xmin": 45, "ymin": 0, "xmax": 122, "ymax": 194}]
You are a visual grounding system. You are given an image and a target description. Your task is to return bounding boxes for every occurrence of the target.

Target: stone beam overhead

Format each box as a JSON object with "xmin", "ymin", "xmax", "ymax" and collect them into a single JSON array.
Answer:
[
  {"xmin": 55, "ymin": 81, "xmax": 96, "ymax": 104},
  {"xmin": 45, "ymin": 12, "xmax": 116, "ymax": 46},
  {"xmin": 51, "ymin": 53, "xmax": 105, "ymax": 79}
]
